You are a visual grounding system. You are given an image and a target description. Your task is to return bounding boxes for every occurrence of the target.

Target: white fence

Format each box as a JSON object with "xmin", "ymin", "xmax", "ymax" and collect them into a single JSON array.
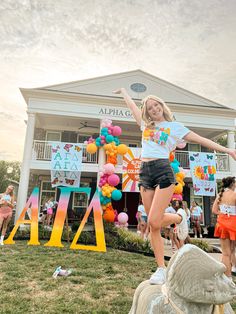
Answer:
[
  {"xmin": 32, "ymin": 141, "xmax": 229, "ymax": 171},
  {"xmin": 32, "ymin": 141, "xmax": 98, "ymax": 163}
]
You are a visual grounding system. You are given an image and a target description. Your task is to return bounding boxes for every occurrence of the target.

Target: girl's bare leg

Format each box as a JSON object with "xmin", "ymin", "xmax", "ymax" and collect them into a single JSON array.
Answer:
[
  {"xmin": 147, "ymin": 185, "xmax": 175, "ymax": 267},
  {"xmin": 221, "ymin": 238, "xmax": 232, "ymax": 277},
  {"xmin": 1, "ymin": 216, "xmax": 12, "ymax": 236}
]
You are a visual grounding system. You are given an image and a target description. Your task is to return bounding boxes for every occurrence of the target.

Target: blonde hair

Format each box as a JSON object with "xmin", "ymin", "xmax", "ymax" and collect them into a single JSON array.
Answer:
[
  {"xmin": 141, "ymin": 95, "xmax": 173, "ymax": 128},
  {"xmin": 6, "ymin": 185, "xmax": 14, "ymax": 197}
]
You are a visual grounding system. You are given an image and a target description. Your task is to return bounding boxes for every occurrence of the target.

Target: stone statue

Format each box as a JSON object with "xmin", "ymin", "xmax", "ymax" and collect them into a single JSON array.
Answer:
[{"xmin": 129, "ymin": 244, "xmax": 236, "ymax": 314}]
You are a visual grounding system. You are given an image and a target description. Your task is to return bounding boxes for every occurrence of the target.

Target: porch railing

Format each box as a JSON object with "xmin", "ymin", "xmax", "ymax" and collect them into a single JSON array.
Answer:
[
  {"xmin": 32, "ymin": 141, "xmax": 98, "ymax": 163},
  {"xmin": 32, "ymin": 141, "xmax": 230, "ymax": 172},
  {"xmin": 175, "ymin": 151, "xmax": 229, "ymax": 172}
]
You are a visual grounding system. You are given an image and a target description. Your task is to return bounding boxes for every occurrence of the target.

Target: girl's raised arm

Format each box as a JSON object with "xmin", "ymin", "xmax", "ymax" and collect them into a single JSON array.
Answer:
[
  {"xmin": 184, "ymin": 131, "xmax": 236, "ymax": 160},
  {"xmin": 113, "ymin": 88, "xmax": 142, "ymax": 126}
]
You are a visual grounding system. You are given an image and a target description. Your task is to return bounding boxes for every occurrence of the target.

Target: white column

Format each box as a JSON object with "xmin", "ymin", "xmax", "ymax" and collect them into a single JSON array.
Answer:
[
  {"xmin": 15, "ymin": 113, "xmax": 36, "ymax": 222},
  {"xmin": 227, "ymin": 130, "xmax": 236, "ymax": 175},
  {"xmin": 97, "ymin": 119, "xmax": 106, "ymax": 186}
]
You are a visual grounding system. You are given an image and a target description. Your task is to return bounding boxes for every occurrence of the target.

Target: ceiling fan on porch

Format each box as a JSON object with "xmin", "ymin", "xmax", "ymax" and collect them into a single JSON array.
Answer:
[{"xmin": 78, "ymin": 122, "xmax": 98, "ymax": 130}]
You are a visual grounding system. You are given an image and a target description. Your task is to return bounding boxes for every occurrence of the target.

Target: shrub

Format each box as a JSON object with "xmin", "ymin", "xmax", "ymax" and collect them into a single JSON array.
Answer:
[{"xmin": 190, "ymin": 238, "xmax": 213, "ymax": 253}]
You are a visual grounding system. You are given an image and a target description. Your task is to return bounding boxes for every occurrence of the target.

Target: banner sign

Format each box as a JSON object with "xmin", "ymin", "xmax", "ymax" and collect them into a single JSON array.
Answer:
[
  {"xmin": 122, "ymin": 148, "xmax": 142, "ymax": 192},
  {"xmin": 51, "ymin": 143, "xmax": 83, "ymax": 187},
  {"xmin": 189, "ymin": 152, "xmax": 216, "ymax": 196}
]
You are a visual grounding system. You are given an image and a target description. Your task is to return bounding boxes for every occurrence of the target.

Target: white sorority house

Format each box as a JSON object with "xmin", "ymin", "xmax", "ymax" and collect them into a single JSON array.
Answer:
[{"xmin": 17, "ymin": 70, "xmax": 236, "ymax": 227}]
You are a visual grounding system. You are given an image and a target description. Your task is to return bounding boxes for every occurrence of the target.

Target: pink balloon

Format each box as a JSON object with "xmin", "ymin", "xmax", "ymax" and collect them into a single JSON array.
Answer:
[
  {"xmin": 118, "ymin": 212, "xmax": 129, "ymax": 224},
  {"xmin": 108, "ymin": 174, "xmax": 120, "ymax": 186},
  {"xmin": 172, "ymin": 194, "xmax": 183, "ymax": 201},
  {"xmin": 103, "ymin": 163, "xmax": 115, "ymax": 175},
  {"xmin": 176, "ymin": 141, "xmax": 187, "ymax": 149},
  {"xmin": 113, "ymin": 126, "xmax": 122, "ymax": 136}
]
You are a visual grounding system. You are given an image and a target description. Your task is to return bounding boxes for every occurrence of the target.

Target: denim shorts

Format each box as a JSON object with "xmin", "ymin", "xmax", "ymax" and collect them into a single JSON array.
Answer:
[{"xmin": 138, "ymin": 159, "xmax": 176, "ymax": 190}]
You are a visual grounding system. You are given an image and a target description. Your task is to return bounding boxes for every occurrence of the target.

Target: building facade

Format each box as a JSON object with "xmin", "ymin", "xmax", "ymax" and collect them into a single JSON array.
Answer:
[{"xmin": 17, "ymin": 70, "xmax": 236, "ymax": 226}]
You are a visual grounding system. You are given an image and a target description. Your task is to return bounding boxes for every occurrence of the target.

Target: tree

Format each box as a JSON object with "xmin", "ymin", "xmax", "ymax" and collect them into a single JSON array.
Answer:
[
  {"xmin": 0, "ymin": 161, "xmax": 21, "ymax": 192},
  {"xmin": 216, "ymin": 135, "xmax": 227, "ymax": 147}
]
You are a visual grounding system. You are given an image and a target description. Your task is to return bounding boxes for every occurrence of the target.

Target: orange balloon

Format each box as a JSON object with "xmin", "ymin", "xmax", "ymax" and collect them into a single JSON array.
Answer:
[{"xmin": 103, "ymin": 209, "xmax": 116, "ymax": 222}]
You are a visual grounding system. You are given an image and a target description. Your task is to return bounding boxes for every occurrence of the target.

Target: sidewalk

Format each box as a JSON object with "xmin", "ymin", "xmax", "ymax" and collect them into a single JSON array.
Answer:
[{"xmin": 164, "ymin": 238, "xmax": 222, "ymax": 262}]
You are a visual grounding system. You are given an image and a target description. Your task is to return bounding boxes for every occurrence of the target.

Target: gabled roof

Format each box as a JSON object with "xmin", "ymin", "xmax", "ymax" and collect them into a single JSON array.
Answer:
[{"xmin": 34, "ymin": 69, "xmax": 230, "ymax": 109}]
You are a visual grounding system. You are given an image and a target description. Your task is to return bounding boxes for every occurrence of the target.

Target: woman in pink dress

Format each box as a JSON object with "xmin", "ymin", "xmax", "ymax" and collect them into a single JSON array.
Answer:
[{"xmin": 0, "ymin": 185, "xmax": 14, "ymax": 245}]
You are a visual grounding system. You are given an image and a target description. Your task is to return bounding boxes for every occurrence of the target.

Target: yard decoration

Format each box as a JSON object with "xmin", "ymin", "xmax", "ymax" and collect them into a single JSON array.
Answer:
[
  {"xmin": 169, "ymin": 151, "xmax": 186, "ymax": 201},
  {"xmin": 5, "ymin": 187, "xmax": 106, "ymax": 252},
  {"xmin": 85, "ymin": 119, "xmax": 128, "ymax": 223},
  {"xmin": 129, "ymin": 244, "xmax": 236, "ymax": 314}
]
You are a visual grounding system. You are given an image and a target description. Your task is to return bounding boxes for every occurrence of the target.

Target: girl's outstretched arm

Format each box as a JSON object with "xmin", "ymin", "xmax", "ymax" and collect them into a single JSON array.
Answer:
[
  {"xmin": 184, "ymin": 131, "xmax": 236, "ymax": 160},
  {"xmin": 113, "ymin": 88, "xmax": 142, "ymax": 126}
]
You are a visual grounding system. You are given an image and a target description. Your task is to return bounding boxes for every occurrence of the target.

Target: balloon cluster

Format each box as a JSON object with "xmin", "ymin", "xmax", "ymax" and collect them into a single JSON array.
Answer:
[
  {"xmin": 115, "ymin": 212, "xmax": 129, "ymax": 229},
  {"xmin": 169, "ymin": 150, "xmax": 186, "ymax": 201},
  {"xmin": 86, "ymin": 119, "xmax": 129, "ymax": 222}
]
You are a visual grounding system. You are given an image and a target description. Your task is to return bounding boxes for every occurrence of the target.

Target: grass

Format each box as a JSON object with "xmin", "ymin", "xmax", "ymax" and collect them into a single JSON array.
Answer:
[
  {"xmin": 0, "ymin": 241, "xmax": 235, "ymax": 314},
  {"xmin": 0, "ymin": 241, "xmax": 156, "ymax": 314}
]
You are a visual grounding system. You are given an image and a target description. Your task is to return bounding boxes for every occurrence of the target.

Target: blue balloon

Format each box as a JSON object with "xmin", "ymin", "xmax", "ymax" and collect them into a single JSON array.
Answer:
[
  {"xmin": 101, "ymin": 128, "xmax": 108, "ymax": 135},
  {"xmin": 111, "ymin": 190, "xmax": 122, "ymax": 201},
  {"xmin": 106, "ymin": 135, "xmax": 114, "ymax": 143}
]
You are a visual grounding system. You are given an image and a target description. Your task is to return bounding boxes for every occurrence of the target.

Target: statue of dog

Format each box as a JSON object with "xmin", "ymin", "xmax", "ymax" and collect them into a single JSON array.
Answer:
[{"xmin": 129, "ymin": 244, "xmax": 236, "ymax": 314}]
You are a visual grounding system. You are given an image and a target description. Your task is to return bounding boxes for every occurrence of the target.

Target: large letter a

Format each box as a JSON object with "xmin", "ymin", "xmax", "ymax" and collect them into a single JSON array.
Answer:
[{"xmin": 5, "ymin": 187, "xmax": 40, "ymax": 245}]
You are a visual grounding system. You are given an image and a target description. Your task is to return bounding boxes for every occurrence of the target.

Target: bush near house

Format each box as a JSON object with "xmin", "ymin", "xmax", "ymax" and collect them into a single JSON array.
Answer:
[{"xmin": 8, "ymin": 221, "xmax": 214, "ymax": 254}]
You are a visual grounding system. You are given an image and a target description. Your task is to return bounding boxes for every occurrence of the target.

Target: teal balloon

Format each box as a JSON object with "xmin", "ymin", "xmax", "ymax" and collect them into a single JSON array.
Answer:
[
  {"xmin": 111, "ymin": 190, "xmax": 122, "ymax": 201},
  {"xmin": 101, "ymin": 128, "xmax": 108, "ymax": 135},
  {"xmin": 106, "ymin": 135, "xmax": 114, "ymax": 143},
  {"xmin": 95, "ymin": 137, "xmax": 102, "ymax": 147},
  {"xmin": 171, "ymin": 160, "xmax": 180, "ymax": 174},
  {"xmin": 114, "ymin": 136, "xmax": 120, "ymax": 145}
]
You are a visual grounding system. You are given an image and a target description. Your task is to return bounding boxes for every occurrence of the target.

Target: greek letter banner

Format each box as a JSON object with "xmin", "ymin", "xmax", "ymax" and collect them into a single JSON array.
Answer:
[
  {"xmin": 122, "ymin": 148, "xmax": 142, "ymax": 192},
  {"xmin": 51, "ymin": 143, "xmax": 83, "ymax": 187},
  {"xmin": 189, "ymin": 152, "xmax": 216, "ymax": 196}
]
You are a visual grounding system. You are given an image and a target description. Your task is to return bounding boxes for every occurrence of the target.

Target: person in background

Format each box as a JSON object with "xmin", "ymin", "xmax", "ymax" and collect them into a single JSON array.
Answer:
[
  {"xmin": 0, "ymin": 185, "xmax": 14, "ymax": 245},
  {"xmin": 137, "ymin": 201, "xmax": 149, "ymax": 240},
  {"xmin": 45, "ymin": 197, "xmax": 54, "ymax": 226},
  {"xmin": 212, "ymin": 176, "xmax": 236, "ymax": 281},
  {"xmin": 182, "ymin": 200, "xmax": 191, "ymax": 243},
  {"xmin": 231, "ymin": 241, "xmax": 236, "ymax": 275},
  {"xmin": 190, "ymin": 201, "xmax": 203, "ymax": 238},
  {"xmin": 52, "ymin": 200, "xmax": 58, "ymax": 224},
  {"xmin": 164, "ymin": 202, "xmax": 177, "ymax": 253}
]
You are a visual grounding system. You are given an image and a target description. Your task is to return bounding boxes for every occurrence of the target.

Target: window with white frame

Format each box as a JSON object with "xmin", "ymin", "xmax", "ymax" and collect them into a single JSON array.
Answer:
[
  {"xmin": 77, "ymin": 134, "xmax": 91, "ymax": 143},
  {"xmin": 46, "ymin": 131, "xmax": 61, "ymax": 142},
  {"xmin": 72, "ymin": 182, "xmax": 90, "ymax": 220}
]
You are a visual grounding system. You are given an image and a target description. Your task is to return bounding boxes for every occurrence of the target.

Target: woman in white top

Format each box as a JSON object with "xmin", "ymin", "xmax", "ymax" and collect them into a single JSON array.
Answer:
[
  {"xmin": 190, "ymin": 201, "xmax": 203, "ymax": 238},
  {"xmin": 212, "ymin": 176, "xmax": 236, "ymax": 279},
  {"xmin": 113, "ymin": 88, "xmax": 236, "ymax": 285}
]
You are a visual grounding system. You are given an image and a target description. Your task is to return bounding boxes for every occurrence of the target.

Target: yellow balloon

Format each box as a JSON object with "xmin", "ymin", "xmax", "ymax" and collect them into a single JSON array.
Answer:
[
  {"xmin": 174, "ymin": 183, "xmax": 183, "ymax": 194},
  {"xmin": 117, "ymin": 144, "xmax": 128, "ymax": 155},
  {"xmin": 86, "ymin": 143, "xmax": 98, "ymax": 154}
]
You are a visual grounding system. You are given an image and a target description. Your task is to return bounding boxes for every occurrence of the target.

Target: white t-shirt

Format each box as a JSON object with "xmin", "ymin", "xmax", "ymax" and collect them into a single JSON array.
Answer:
[
  {"xmin": 165, "ymin": 206, "xmax": 176, "ymax": 214},
  {"xmin": 191, "ymin": 206, "xmax": 202, "ymax": 217},
  {"xmin": 141, "ymin": 121, "xmax": 190, "ymax": 158},
  {"xmin": 138, "ymin": 205, "xmax": 147, "ymax": 217}
]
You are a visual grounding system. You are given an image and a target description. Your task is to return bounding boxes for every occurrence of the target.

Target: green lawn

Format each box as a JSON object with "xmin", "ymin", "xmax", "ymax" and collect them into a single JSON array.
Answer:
[
  {"xmin": 0, "ymin": 241, "xmax": 156, "ymax": 314},
  {"xmin": 0, "ymin": 241, "xmax": 235, "ymax": 314}
]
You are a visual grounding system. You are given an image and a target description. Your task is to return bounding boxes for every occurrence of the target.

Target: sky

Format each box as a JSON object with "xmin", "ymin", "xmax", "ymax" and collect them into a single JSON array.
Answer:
[{"xmin": 0, "ymin": 0, "xmax": 236, "ymax": 161}]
